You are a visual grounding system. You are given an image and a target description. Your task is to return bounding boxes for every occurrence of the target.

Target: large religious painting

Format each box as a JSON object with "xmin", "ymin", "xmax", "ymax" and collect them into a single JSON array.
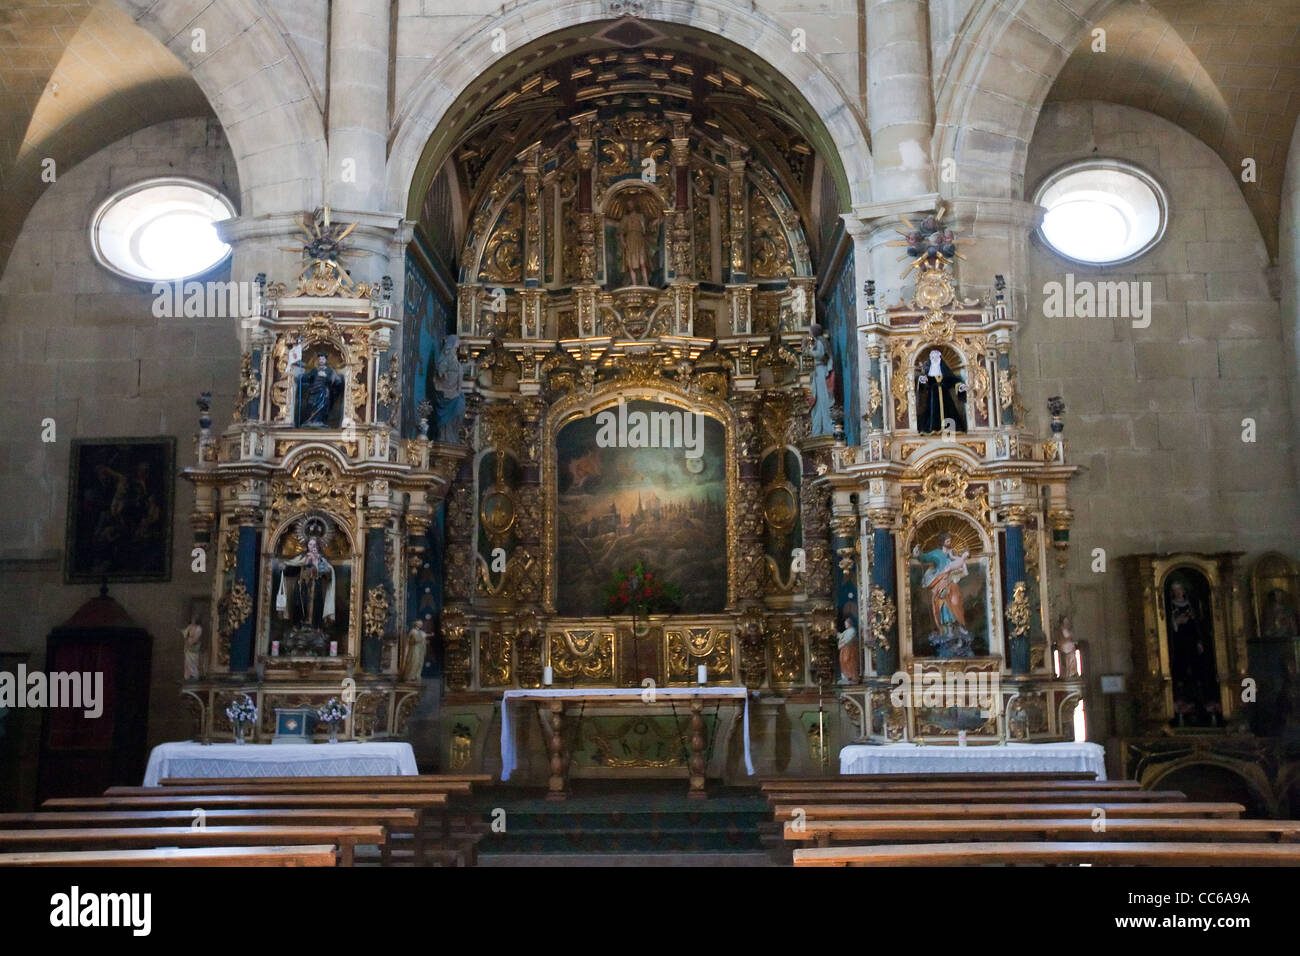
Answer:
[
  {"xmin": 1163, "ymin": 567, "xmax": 1221, "ymax": 728},
  {"xmin": 908, "ymin": 516, "xmax": 991, "ymax": 658},
  {"xmin": 555, "ymin": 399, "xmax": 726, "ymax": 616},
  {"xmin": 65, "ymin": 437, "xmax": 175, "ymax": 583},
  {"xmin": 269, "ymin": 513, "xmax": 353, "ymax": 656}
]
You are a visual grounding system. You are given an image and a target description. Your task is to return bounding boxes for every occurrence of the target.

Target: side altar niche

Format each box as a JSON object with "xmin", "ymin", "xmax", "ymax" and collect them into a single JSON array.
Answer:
[{"xmin": 180, "ymin": 211, "xmax": 466, "ymax": 742}]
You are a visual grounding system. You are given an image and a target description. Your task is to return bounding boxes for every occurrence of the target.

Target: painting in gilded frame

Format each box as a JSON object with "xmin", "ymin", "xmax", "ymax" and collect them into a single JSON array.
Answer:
[
  {"xmin": 65, "ymin": 437, "xmax": 175, "ymax": 583},
  {"xmin": 907, "ymin": 516, "xmax": 991, "ymax": 659},
  {"xmin": 555, "ymin": 400, "xmax": 726, "ymax": 616}
]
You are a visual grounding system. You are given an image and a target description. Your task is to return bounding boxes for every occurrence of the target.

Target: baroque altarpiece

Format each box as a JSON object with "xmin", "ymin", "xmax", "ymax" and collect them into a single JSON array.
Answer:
[
  {"xmin": 177, "ymin": 106, "xmax": 1086, "ymax": 777},
  {"xmin": 181, "ymin": 222, "xmax": 466, "ymax": 742}
]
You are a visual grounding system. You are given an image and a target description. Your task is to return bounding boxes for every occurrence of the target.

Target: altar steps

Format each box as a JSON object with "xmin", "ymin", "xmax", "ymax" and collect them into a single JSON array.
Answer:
[{"xmin": 470, "ymin": 781, "xmax": 780, "ymax": 864}]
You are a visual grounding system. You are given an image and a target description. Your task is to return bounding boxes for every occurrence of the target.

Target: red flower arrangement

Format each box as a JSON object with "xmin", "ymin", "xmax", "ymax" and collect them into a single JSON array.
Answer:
[{"xmin": 604, "ymin": 561, "xmax": 681, "ymax": 616}]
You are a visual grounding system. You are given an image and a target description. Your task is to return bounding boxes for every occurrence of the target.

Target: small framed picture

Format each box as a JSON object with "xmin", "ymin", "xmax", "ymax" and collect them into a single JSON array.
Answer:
[{"xmin": 64, "ymin": 437, "xmax": 176, "ymax": 584}]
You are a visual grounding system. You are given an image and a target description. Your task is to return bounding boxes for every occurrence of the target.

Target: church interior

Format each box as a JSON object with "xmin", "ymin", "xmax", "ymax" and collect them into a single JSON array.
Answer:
[{"xmin": 1, "ymin": 0, "xmax": 1300, "ymax": 883}]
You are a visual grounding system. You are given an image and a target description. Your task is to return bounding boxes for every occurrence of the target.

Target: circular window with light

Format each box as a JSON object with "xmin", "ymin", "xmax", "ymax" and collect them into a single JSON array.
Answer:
[
  {"xmin": 91, "ymin": 178, "xmax": 235, "ymax": 282},
  {"xmin": 1033, "ymin": 160, "xmax": 1167, "ymax": 266}
]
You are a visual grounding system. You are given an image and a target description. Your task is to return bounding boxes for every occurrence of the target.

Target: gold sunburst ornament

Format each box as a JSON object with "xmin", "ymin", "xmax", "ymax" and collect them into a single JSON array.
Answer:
[
  {"xmin": 284, "ymin": 206, "xmax": 361, "ymax": 296},
  {"xmin": 885, "ymin": 203, "xmax": 974, "ymax": 279}
]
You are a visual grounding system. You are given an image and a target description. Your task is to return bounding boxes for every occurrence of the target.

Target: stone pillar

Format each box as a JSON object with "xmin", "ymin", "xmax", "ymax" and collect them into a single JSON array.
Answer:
[
  {"xmin": 327, "ymin": 0, "xmax": 389, "ymax": 213},
  {"xmin": 946, "ymin": 198, "xmax": 1043, "ymax": 325},
  {"xmin": 866, "ymin": 0, "xmax": 935, "ymax": 200}
]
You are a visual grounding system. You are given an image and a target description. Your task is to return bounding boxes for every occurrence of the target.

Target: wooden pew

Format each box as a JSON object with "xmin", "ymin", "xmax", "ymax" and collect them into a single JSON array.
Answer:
[
  {"xmin": 160, "ymin": 773, "xmax": 494, "ymax": 787},
  {"xmin": 793, "ymin": 841, "xmax": 1300, "ymax": 866},
  {"xmin": 760, "ymin": 772, "xmax": 1098, "ymax": 784},
  {"xmin": 0, "ymin": 808, "xmax": 420, "ymax": 845},
  {"xmin": 765, "ymin": 789, "xmax": 1186, "ymax": 805},
  {"xmin": 761, "ymin": 779, "xmax": 1139, "ymax": 793},
  {"xmin": 0, "ymin": 845, "xmax": 337, "ymax": 867},
  {"xmin": 44, "ymin": 794, "xmax": 448, "ymax": 867},
  {"xmin": 785, "ymin": 817, "xmax": 1300, "ymax": 847},
  {"xmin": 0, "ymin": 825, "xmax": 384, "ymax": 866},
  {"xmin": 770, "ymin": 801, "xmax": 1244, "ymax": 821},
  {"xmin": 107, "ymin": 781, "xmax": 474, "ymax": 797}
]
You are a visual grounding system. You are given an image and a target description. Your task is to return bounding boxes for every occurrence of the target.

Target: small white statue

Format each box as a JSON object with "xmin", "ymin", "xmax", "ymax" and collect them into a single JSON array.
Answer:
[
  {"xmin": 400, "ymin": 616, "xmax": 430, "ymax": 681},
  {"xmin": 182, "ymin": 617, "xmax": 203, "ymax": 681}
]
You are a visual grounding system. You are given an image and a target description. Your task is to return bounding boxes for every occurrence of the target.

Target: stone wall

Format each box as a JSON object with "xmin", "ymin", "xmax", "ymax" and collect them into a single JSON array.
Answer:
[
  {"xmin": 0, "ymin": 118, "xmax": 239, "ymax": 802},
  {"xmin": 1024, "ymin": 101, "xmax": 1300, "ymax": 738}
]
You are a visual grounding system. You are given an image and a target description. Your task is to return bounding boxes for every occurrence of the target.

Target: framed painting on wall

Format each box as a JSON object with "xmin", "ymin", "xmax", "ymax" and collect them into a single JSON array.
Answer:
[{"xmin": 64, "ymin": 437, "xmax": 175, "ymax": 584}]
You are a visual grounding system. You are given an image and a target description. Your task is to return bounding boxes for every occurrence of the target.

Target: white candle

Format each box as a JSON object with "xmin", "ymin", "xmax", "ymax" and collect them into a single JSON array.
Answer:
[
  {"xmin": 1075, "ymin": 649, "xmax": 1083, "ymax": 677},
  {"xmin": 271, "ymin": 641, "xmax": 279, "ymax": 657},
  {"xmin": 697, "ymin": 664, "xmax": 707, "ymax": 685},
  {"xmin": 543, "ymin": 666, "xmax": 553, "ymax": 686},
  {"xmin": 958, "ymin": 731, "xmax": 967, "ymax": 747},
  {"xmin": 1053, "ymin": 649, "xmax": 1061, "ymax": 678},
  {"xmin": 329, "ymin": 641, "xmax": 338, "ymax": 657}
]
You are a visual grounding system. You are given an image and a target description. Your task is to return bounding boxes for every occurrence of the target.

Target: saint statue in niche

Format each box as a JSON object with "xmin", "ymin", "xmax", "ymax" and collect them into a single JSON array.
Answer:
[
  {"xmin": 915, "ymin": 349, "xmax": 968, "ymax": 433},
  {"xmin": 272, "ymin": 514, "xmax": 346, "ymax": 656},
  {"xmin": 913, "ymin": 534, "xmax": 973, "ymax": 657},
  {"xmin": 606, "ymin": 190, "xmax": 661, "ymax": 288},
  {"xmin": 806, "ymin": 323, "xmax": 836, "ymax": 436},
  {"xmin": 293, "ymin": 350, "xmax": 345, "ymax": 428},
  {"xmin": 181, "ymin": 617, "xmax": 203, "ymax": 680},
  {"xmin": 1165, "ymin": 572, "xmax": 1222, "ymax": 727}
]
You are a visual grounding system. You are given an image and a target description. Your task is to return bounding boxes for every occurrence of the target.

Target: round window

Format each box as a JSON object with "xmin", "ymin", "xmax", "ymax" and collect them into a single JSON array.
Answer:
[
  {"xmin": 91, "ymin": 178, "xmax": 235, "ymax": 282},
  {"xmin": 1033, "ymin": 160, "xmax": 1167, "ymax": 265}
]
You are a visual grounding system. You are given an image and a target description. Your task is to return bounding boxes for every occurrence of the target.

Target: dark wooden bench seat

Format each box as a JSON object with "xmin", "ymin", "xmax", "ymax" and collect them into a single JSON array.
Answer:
[
  {"xmin": 0, "ymin": 825, "xmax": 385, "ymax": 866},
  {"xmin": 761, "ymin": 779, "xmax": 1138, "ymax": 793},
  {"xmin": 0, "ymin": 845, "xmax": 337, "ymax": 867},
  {"xmin": 770, "ymin": 802, "xmax": 1242, "ymax": 821},
  {"xmin": 785, "ymin": 817, "xmax": 1300, "ymax": 847},
  {"xmin": 793, "ymin": 841, "xmax": 1300, "ymax": 866},
  {"xmin": 766, "ymin": 789, "xmax": 1186, "ymax": 805}
]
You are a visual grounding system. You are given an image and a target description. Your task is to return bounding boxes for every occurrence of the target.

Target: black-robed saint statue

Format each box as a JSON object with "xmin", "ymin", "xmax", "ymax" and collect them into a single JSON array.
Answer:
[
  {"xmin": 295, "ymin": 351, "xmax": 345, "ymax": 428},
  {"xmin": 915, "ymin": 349, "xmax": 968, "ymax": 434}
]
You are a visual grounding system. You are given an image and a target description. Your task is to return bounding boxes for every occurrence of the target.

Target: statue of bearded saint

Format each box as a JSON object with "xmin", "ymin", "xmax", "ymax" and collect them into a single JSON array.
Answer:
[
  {"xmin": 276, "ymin": 537, "xmax": 336, "ymax": 631},
  {"xmin": 916, "ymin": 349, "xmax": 968, "ymax": 434}
]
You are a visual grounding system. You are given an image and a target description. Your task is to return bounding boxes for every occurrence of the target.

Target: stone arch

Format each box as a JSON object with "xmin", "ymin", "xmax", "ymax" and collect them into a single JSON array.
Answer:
[
  {"xmin": 934, "ymin": 0, "xmax": 1122, "ymax": 202},
  {"xmin": 388, "ymin": 0, "xmax": 872, "ymax": 218},
  {"xmin": 109, "ymin": 0, "xmax": 327, "ymax": 216}
]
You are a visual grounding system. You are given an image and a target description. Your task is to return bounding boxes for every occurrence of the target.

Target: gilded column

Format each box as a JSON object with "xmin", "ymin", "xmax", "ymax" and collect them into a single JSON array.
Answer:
[
  {"xmin": 1005, "ymin": 506, "xmax": 1030, "ymax": 675},
  {"xmin": 362, "ymin": 480, "xmax": 392, "ymax": 673},
  {"xmin": 867, "ymin": 509, "xmax": 899, "ymax": 676}
]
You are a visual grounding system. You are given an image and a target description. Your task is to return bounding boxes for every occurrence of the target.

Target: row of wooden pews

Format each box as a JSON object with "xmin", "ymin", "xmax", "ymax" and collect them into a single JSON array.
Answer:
[
  {"xmin": 0, "ymin": 773, "xmax": 494, "ymax": 867},
  {"xmin": 762, "ymin": 772, "xmax": 1300, "ymax": 866}
]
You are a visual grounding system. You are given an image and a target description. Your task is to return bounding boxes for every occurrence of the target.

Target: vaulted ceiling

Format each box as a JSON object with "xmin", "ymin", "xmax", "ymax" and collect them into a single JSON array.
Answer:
[
  {"xmin": 0, "ymin": 0, "xmax": 211, "ymax": 277},
  {"xmin": 1048, "ymin": 0, "xmax": 1300, "ymax": 259}
]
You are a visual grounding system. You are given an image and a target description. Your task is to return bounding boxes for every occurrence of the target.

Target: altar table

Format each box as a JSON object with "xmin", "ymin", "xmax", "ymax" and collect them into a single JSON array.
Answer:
[
  {"xmin": 142, "ymin": 741, "xmax": 419, "ymax": 786},
  {"xmin": 500, "ymin": 687, "xmax": 754, "ymax": 798},
  {"xmin": 838, "ymin": 741, "xmax": 1106, "ymax": 780}
]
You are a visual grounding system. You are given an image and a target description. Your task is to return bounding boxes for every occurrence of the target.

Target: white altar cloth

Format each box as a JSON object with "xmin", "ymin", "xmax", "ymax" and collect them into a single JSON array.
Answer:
[
  {"xmin": 500, "ymin": 687, "xmax": 754, "ymax": 781},
  {"xmin": 142, "ymin": 741, "xmax": 419, "ymax": 786},
  {"xmin": 838, "ymin": 741, "xmax": 1106, "ymax": 780}
]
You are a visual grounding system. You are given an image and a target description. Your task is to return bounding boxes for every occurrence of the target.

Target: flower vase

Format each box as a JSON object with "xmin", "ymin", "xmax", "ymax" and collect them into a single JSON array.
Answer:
[
  {"xmin": 328, "ymin": 724, "xmax": 339, "ymax": 744},
  {"xmin": 234, "ymin": 722, "xmax": 246, "ymax": 744}
]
